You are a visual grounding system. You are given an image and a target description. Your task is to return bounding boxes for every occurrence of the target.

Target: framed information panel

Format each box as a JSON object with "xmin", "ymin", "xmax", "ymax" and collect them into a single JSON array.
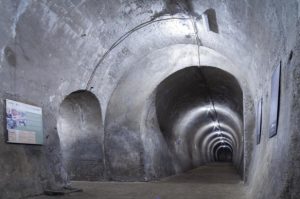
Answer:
[
  {"xmin": 256, "ymin": 98, "xmax": 263, "ymax": 144},
  {"xmin": 5, "ymin": 99, "xmax": 43, "ymax": 145},
  {"xmin": 269, "ymin": 64, "xmax": 281, "ymax": 138}
]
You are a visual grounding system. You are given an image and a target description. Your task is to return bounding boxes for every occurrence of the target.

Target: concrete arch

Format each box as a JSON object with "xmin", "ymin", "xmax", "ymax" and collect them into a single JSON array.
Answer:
[
  {"xmin": 196, "ymin": 124, "xmax": 241, "ymax": 164},
  {"xmin": 208, "ymin": 138, "xmax": 234, "ymax": 162},
  {"xmin": 154, "ymin": 66, "xmax": 243, "ymax": 172},
  {"xmin": 57, "ymin": 90, "xmax": 105, "ymax": 181},
  {"xmin": 104, "ymin": 44, "xmax": 254, "ymax": 180}
]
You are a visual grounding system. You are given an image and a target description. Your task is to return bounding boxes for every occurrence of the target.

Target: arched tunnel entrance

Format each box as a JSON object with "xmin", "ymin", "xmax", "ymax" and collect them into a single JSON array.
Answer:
[
  {"xmin": 155, "ymin": 66, "xmax": 243, "ymax": 174},
  {"xmin": 57, "ymin": 91, "xmax": 105, "ymax": 181},
  {"xmin": 102, "ymin": 44, "xmax": 248, "ymax": 182}
]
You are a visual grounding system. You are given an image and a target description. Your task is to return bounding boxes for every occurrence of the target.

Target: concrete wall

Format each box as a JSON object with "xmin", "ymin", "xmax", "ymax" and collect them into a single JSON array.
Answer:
[
  {"xmin": 0, "ymin": 0, "xmax": 299, "ymax": 198},
  {"xmin": 246, "ymin": 21, "xmax": 300, "ymax": 199}
]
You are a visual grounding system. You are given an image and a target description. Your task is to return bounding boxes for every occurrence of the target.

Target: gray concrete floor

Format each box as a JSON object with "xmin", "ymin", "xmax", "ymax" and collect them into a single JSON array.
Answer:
[{"xmin": 30, "ymin": 163, "xmax": 247, "ymax": 199}]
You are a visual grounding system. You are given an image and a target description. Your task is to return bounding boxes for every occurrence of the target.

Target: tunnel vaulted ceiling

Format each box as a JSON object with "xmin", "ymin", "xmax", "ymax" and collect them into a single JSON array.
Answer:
[{"xmin": 155, "ymin": 66, "xmax": 243, "ymax": 171}]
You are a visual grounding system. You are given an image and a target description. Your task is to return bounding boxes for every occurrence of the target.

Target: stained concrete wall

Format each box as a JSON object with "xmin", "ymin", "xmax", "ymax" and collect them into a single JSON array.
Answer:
[
  {"xmin": 0, "ymin": 0, "xmax": 299, "ymax": 199},
  {"xmin": 246, "ymin": 23, "xmax": 300, "ymax": 199}
]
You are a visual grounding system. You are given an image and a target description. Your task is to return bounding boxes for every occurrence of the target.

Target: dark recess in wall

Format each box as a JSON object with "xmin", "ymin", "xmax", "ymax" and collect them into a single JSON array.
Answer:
[
  {"xmin": 204, "ymin": 8, "xmax": 219, "ymax": 33},
  {"xmin": 4, "ymin": 46, "xmax": 16, "ymax": 67}
]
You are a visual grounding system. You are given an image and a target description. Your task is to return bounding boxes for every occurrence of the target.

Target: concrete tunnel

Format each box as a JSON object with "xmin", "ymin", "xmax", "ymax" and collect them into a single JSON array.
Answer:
[{"xmin": 0, "ymin": 0, "xmax": 300, "ymax": 199}]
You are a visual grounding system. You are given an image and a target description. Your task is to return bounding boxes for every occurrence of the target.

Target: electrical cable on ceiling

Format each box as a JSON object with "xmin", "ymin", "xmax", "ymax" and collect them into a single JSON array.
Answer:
[
  {"xmin": 176, "ymin": 2, "xmax": 225, "ymax": 143},
  {"xmin": 85, "ymin": 2, "xmax": 226, "ymax": 148},
  {"xmin": 85, "ymin": 16, "xmax": 190, "ymax": 89}
]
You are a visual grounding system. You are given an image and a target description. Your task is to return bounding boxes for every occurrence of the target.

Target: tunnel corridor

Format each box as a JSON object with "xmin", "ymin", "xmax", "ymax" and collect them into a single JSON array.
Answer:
[
  {"xmin": 155, "ymin": 66, "xmax": 243, "ymax": 174},
  {"xmin": 56, "ymin": 66, "xmax": 244, "ymax": 182},
  {"xmin": 0, "ymin": 0, "xmax": 300, "ymax": 199}
]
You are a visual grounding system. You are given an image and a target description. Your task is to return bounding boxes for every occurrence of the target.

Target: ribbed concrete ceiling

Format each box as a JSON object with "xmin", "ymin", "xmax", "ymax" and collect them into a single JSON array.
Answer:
[{"xmin": 155, "ymin": 66, "xmax": 243, "ymax": 171}]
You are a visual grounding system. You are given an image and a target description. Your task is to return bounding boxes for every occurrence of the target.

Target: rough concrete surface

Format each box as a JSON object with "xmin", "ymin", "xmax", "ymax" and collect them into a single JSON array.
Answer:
[
  {"xmin": 29, "ymin": 163, "xmax": 246, "ymax": 199},
  {"xmin": 0, "ymin": 0, "xmax": 299, "ymax": 199}
]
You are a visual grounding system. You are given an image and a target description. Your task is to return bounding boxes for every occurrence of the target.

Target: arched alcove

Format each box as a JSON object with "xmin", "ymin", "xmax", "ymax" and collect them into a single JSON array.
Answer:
[{"xmin": 57, "ymin": 90, "xmax": 105, "ymax": 181}]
